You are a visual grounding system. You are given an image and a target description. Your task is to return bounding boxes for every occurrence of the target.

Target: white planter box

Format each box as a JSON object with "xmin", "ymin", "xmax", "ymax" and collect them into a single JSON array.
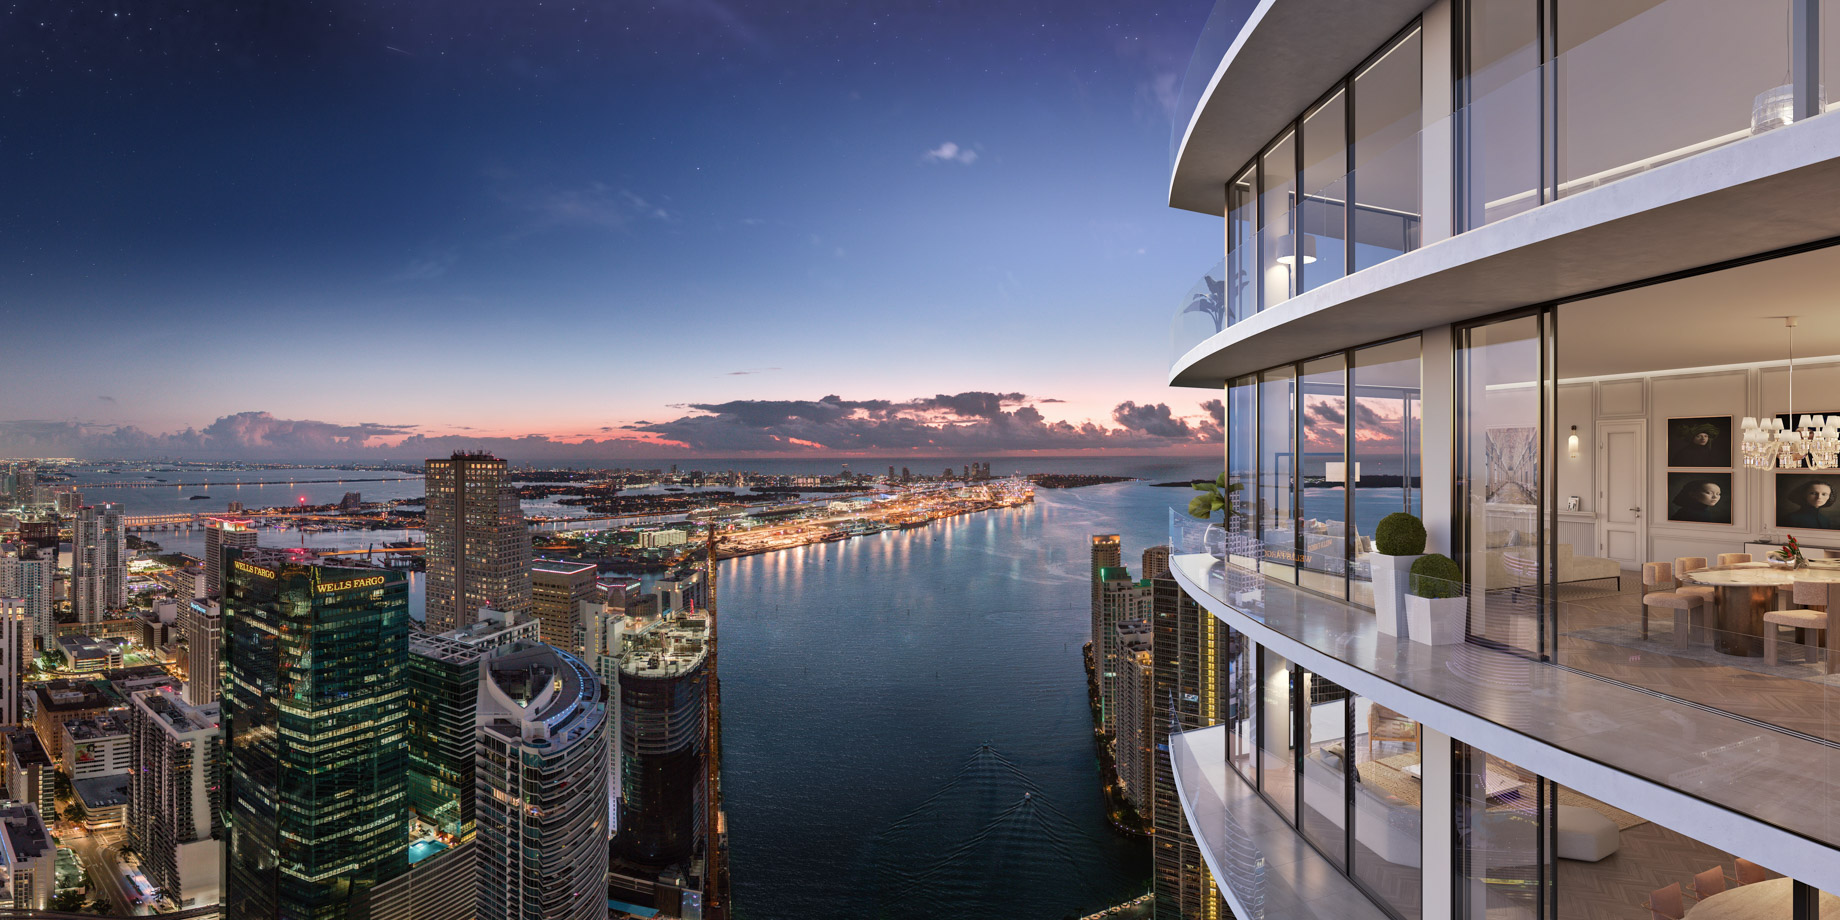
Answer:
[
  {"xmin": 1369, "ymin": 554, "xmax": 1422, "ymax": 637},
  {"xmin": 1405, "ymin": 594, "xmax": 1468, "ymax": 646}
]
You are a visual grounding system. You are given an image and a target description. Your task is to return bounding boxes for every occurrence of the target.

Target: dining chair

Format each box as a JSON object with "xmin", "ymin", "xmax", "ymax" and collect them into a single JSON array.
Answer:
[
  {"xmin": 1691, "ymin": 866, "xmax": 1727, "ymax": 900},
  {"xmin": 1642, "ymin": 562, "xmax": 1702, "ymax": 649},
  {"xmin": 1763, "ymin": 581, "xmax": 1830, "ymax": 668},
  {"xmin": 1644, "ymin": 882, "xmax": 1686, "ymax": 920},
  {"xmin": 1717, "ymin": 552, "xmax": 1752, "ymax": 566},
  {"xmin": 1734, "ymin": 858, "xmax": 1769, "ymax": 886},
  {"xmin": 1675, "ymin": 556, "xmax": 1716, "ymax": 601}
]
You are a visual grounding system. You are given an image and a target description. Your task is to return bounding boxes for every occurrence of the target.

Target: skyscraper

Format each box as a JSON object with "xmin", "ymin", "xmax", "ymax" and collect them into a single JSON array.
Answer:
[
  {"xmin": 529, "ymin": 558, "xmax": 598, "ymax": 655},
  {"xmin": 609, "ymin": 611, "xmax": 711, "ymax": 917},
  {"xmin": 71, "ymin": 503, "xmax": 126, "ymax": 624},
  {"xmin": 0, "ymin": 599, "xmax": 27, "ymax": 726},
  {"xmin": 1095, "ymin": 566, "xmax": 1150, "ymax": 732},
  {"xmin": 1142, "ymin": 545, "xmax": 1171, "ymax": 581},
  {"xmin": 0, "ymin": 545, "xmax": 53, "ymax": 651},
  {"xmin": 223, "ymin": 549, "xmax": 409, "ymax": 920},
  {"xmin": 424, "ymin": 453, "xmax": 533, "ymax": 634},
  {"xmin": 473, "ymin": 642, "xmax": 609, "ymax": 920},
  {"xmin": 405, "ymin": 608, "xmax": 537, "ymax": 841},
  {"xmin": 1150, "ymin": 576, "xmax": 1227, "ymax": 920},
  {"xmin": 127, "ymin": 687, "xmax": 223, "ymax": 910},
  {"xmin": 1113, "ymin": 623, "xmax": 1155, "ymax": 818},
  {"xmin": 1090, "ymin": 534, "xmax": 1121, "ymax": 624},
  {"xmin": 180, "ymin": 600, "xmax": 222, "ymax": 706},
  {"xmin": 203, "ymin": 518, "xmax": 258, "ymax": 598}
]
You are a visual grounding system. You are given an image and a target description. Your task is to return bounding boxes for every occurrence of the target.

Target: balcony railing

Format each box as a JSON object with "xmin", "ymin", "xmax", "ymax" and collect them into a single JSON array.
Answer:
[{"xmin": 1168, "ymin": 0, "xmax": 1263, "ymax": 168}]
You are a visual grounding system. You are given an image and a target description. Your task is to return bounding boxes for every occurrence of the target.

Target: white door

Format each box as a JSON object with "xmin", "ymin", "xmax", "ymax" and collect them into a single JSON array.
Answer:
[{"xmin": 1596, "ymin": 420, "xmax": 1647, "ymax": 568}]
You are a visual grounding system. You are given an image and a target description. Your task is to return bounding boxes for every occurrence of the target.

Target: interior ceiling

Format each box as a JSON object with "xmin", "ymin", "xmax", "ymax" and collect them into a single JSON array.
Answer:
[{"xmin": 1557, "ymin": 243, "xmax": 1840, "ymax": 379}]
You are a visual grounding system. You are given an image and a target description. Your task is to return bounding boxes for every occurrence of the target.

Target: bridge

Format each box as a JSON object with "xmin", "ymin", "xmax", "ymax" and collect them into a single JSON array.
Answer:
[{"xmin": 0, "ymin": 906, "xmax": 218, "ymax": 919}]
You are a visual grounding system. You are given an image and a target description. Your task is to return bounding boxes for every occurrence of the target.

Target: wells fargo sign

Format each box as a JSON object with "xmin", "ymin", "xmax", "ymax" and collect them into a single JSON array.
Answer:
[
  {"xmin": 317, "ymin": 575, "xmax": 386, "ymax": 594},
  {"xmin": 233, "ymin": 560, "xmax": 275, "ymax": 580}
]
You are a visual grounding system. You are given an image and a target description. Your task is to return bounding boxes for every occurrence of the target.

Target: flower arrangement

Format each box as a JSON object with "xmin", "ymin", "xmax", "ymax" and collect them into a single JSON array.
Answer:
[{"xmin": 1770, "ymin": 534, "xmax": 1806, "ymax": 568}]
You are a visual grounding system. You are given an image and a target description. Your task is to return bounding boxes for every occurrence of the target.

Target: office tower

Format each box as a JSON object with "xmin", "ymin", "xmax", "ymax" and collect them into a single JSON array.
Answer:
[
  {"xmin": 473, "ymin": 642, "xmax": 610, "ymax": 920},
  {"xmin": 424, "ymin": 453, "xmax": 532, "ymax": 634},
  {"xmin": 529, "ymin": 558, "xmax": 598, "ymax": 655},
  {"xmin": 406, "ymin": 609, "xmax": 537, "ymax": 841},
  {"xmin": 3, "ymin": 729, "xmax": 55, "ymax": 818},
  {"xmin": 180, "ymin": 600, "xmax": 222, "ymax": 706},
  {"xmin": 0, "ymin": 599, "xmax": 23, "ymax": 727},
  {"xmin": 1113, "ymin": 623, "xmax": 1155, "ymax": 818},
  {"xmin": 127, "ymin": 688, "xmax": 223, "ymax": 910},
  {"xmin": 1094, "ymin": 567, "xmax": 1150, "ymax": 732},
  {"xmin": 70, "ymin": 503, "xmax": 126, "ymax": 624},
  {"xmin": 1150, "ymin": 576, "xmax": 1228, "ymax": 920},
  {"xmin": 0, "ymin": 546, "xmax": 52, "ymax": 652},
  {"xmin": 54, "ymin": 489, "xmax": 82, "ymax": 515},
  {"xmin": 1142, "ymin": 545, "xmax": 1171, "ymax": 581},
  {"xmin": 203, "ymin": 518, "xmax": 258, "ymax": 598},
  {"xmin": 1164, "ymin": 4, "xmax": 1840, "ymax": 916},
  {"xmin": 1090, "ymin": 534, "xmax": 1121, "ymax": 624},
  {"xmin": 223, "ymin": 549, "xmax": 410, "ymax": 920},
  {"xmin": 609, "ymin": 612, "xmax": 711, "ymax": 917},
  {"xmin": 0, "ymin": 802, "xmax": 53, "ymax": 910}
]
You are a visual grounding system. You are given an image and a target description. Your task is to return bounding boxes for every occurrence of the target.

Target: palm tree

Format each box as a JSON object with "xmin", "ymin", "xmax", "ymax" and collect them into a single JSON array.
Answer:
[{"xmin": 1181, "ymin": 271, "xmax": 1227, "ymax": 333}]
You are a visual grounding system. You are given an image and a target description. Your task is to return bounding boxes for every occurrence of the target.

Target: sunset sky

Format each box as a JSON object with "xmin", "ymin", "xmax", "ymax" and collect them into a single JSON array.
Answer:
[{"xmin": 0, "ymin": 1, "xmax": 1224, "ymax": 460}]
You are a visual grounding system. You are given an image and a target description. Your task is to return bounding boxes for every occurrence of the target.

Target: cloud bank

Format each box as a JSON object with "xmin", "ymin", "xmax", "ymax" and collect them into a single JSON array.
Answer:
[{"xmin": 0, "ymin": 393, "xmax": 1220, "ymax": 461}]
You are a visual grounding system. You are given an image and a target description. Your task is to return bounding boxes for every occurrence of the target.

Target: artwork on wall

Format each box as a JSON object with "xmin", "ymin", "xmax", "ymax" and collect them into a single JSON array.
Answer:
[
  {"xmin": 1666, "ymin": 472, "xmax": 1732, "ymax": 525},
  {"xmin": 1666, "ymin": 416, "xmax": 1731, "ymax": 468},
  {"xmin": 1774, "ymin": 473, "xmax": 1840, "ymax": 530},
  {"xmin": 1484, "ymin": 427, "xmax": 1538, "ymax": 505}
]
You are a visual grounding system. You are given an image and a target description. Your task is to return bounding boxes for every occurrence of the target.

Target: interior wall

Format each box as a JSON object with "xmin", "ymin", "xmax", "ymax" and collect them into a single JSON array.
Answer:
[{"xmin": 1558, "ymin": 359, "xmax": 1840, "ymax": 566}]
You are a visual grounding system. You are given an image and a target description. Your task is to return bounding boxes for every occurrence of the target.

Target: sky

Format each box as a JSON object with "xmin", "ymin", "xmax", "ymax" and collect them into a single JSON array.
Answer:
[{"xmin": 0, "ymin": 0, "xmax": 1225, "ymax": 462}]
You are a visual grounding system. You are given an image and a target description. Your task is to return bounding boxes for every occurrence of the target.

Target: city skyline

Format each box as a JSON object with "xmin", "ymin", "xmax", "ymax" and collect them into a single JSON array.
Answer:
[{"xmin": 0, "ymin": 1, "xmax": 1220, "ymax": 460}]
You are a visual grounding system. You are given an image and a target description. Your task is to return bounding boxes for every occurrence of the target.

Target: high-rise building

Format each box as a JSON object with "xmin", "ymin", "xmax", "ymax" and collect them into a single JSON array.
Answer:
[
  {"xmin": 127, "ymin": 687, "xmax": 223, "ymax": 910},
  {"xmin": 180, "ymin": 600, "xmax": 222, "ymax": 706},
  {"xmin": 61, "ymin": 714, "xmax": 131, "ymax": 778},
  {"xmin": 2, "ymin": 729, "xmax": 55, "ymax": 819},
  {"xmin": 0, "ymin": 600, "xmax": 27, "ymax": 728},
  {"xmin": 1150, "ymin": 576, "xmax": 1228, "ymax": 920},
  {"xmin": 608, "ymin": 611, "xmax": 711, "ymax": 916},
  {"xmin": 203, "ymin": 518, "xmax": 258, "ymax": 598},
  {"xmin": 1090, "ymin": 534, "xmax": 1121, "ymax": 623},
  {"xmin": 1142, "ymin": 545, "xmax": 1171, "ymax": 581},
  {"xmin": 406, "ymin": 608, "xmax": 537, "ymax": 841},
  {"xmin": 0, "ymin": 547, "xmax": 51, "ymax": 652},
  {"xmin": 223, "ymin": 549, "xmax": 409, "ymax": 920},
  {"xmin": 70, "ymin": 503, "xmax": 126, "ymax": 624},
  {"xmin": 1165, "ymin": 4, "xmax": 1840, "ymax": 916},
  {"xmin": 0, "ymin": 801, "xmax": 53, "ymax": 911},
  {"xmin": 424, "ymin": 453, "xmax": 532, "ymax": 634},
  {"xmin": 2, "ymin": 463, "xmax": 36, "ymax": 509},
  {"xmin": 54, "ymin": 489, "xmax": 83, "ymax": 515},
  {"xmin": 1094, "ymin": 567, "xmax": 1150, "ymax": 732},
  {"xmin": 473, "ymin": 642, "xmax": 609, "ymax": 920},
  {"xmin": 529, "ymin": 558, "xmax": 598, "ymax": 655},
  {"xmin": 1113, "ymin": 623, "xmax": 1155, "ymax": 818}
]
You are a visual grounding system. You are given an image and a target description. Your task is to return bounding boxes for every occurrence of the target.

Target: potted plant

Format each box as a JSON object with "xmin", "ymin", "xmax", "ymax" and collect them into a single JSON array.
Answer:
[
  {"xmin": 1187, "ymin": 473, "xmax": 1243, "ymax": 559},
  {"xmin": 1405, "ymin": 554, "xmax": 1467, "ymax": 645},
  {"xmin": 1369, "ymin": 512, "xmax": 1427, "ymax": 637}
]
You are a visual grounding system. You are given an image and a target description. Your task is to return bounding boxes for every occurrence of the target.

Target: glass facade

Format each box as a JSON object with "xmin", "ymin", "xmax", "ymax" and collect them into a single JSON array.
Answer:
[
  {"xmin": 1225, "ymin": 337, "xmax": 1423, "ymax": 607},
  {"xmin": 223, "ymin": 551, "xmax": 410, "ymax": 920}
]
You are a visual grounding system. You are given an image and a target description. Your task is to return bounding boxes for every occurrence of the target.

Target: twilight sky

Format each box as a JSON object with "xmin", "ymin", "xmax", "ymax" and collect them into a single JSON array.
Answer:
[{"xmin": 0, "ymin": 0, "xmax": 1225, "ymax": 461}]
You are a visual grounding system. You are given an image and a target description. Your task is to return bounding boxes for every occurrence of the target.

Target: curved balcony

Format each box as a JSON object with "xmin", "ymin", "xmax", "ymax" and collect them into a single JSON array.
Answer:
[{"xmin": 1166, "ymin": 513, "xmax": 1840, "ymax": 892}]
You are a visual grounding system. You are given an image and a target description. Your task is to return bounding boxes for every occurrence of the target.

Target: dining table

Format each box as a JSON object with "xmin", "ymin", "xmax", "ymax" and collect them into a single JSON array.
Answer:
[
  {"xmin": 1684, "ymin": 560, "xmax": 1840, "ymax": 657},
  {"xmin": 1684, "ymin": 877, "xmax": 1840, "ymax": 918}
]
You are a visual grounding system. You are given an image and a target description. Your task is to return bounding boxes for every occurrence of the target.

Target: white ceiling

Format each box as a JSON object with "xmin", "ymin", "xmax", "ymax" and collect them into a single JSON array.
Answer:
[{"xmin": 1557, "ymin": 244, "xmax": 1840, "ymax": 379}]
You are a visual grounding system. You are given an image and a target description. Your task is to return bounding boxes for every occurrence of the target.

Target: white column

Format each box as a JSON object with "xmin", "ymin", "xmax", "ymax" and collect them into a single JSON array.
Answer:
[
  {"xmin": 1420, "ymin": 0, "xmax": 1455, "ymax": 246},
  {"xmin": 1420, "ymin": 726, "xmax": 1455, "ymax": 920},
  {"xmin": 1421, "ymin": 325, "xmax": 1456, "ymax": 555}
]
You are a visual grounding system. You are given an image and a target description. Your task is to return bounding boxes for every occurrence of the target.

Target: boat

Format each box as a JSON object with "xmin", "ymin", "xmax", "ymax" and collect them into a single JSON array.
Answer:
[{"xmin": 189, "ymin": 495, "xmax": 211, "ymax": 500}]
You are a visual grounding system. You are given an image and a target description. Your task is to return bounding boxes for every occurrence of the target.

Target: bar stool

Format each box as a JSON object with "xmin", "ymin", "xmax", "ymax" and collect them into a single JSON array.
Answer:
[
  {"xmin": 1763, "ymin": 581, "xmax": 1830, "ymax": 669},
  {"xmin": 1642, "ymin": 562, "xmax": 1702, "ymax": 649}
]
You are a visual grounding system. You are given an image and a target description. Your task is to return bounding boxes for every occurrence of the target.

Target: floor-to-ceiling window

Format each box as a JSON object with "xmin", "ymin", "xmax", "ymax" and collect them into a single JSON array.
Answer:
[
  {"xmin": 1300, "ymin": 90, "xmax": 1349, "ymax": 294},
  {"xmin": 1455, "ymin": 742, "xmax": 1554, "ymax": 920},
  {"xmin": 1298, "ymin": 671, "xmax": 1350, "ymax": 868},
  {"xmin": 1299, "ymin": 356, "xmax": 1350, "ymax": 598},
  {"xmin": 1351, "ymin": 27, "xmax": 1423, "ymax": 271},
  {"xmin": 1260, "ymin": 131, "xmax": 1299, "ymax": 311},
  {"xmin": 1350, "ymin": 337, "xmax": 1423, "ymax": 608},
  {"xmin": 1259, "ymin": 648, "xmax": 1297, "ymax": 823},
  {"xmin": 1227, "ymin": 167, "xmax": 1258, "ymax": 326},
  {"xmin": 1459, "ymin": 312, "xmax": 1554, "ymax": 659},
  {"xmin": 1458, "ymin": 0, "xmax": 1544, "ymax": 229},
  {"xmin": 1227, "ymin": 375, "xmax": 1259, "ymax": 568},
  {"xmin": 1260, "ymin": 367, "xmax": 1299, "ymax": 581}
]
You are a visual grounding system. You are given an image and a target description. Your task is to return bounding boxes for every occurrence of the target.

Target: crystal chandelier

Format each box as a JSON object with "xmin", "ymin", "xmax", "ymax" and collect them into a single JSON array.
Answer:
[{"xmin": 1740, "ymin": 317, "xmax": 1840, "ymax": 470}]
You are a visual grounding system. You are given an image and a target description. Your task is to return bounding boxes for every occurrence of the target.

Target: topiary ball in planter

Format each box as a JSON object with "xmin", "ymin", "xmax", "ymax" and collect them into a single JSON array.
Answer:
[
  {"xmin": 1409, "ymin": 553, "xmax": 1463, "ymax": 599},
  {"xmin": 1374, "ymin": 513, "xmax": 1427, "ymax": 556}
]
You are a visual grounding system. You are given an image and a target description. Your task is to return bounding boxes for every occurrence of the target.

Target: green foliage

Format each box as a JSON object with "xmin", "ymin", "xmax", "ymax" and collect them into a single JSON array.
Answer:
[
  {"xmin": 1409, "ymin": 553, "xmax": 1463, "ymax": 599},
  {"xmin": 1186, "ymin": 472, "xmax": 1243, "ymax": 523},
  {"xmin": 1374, "ymin": 512, "xmax": 1427, "ymax": 556}
]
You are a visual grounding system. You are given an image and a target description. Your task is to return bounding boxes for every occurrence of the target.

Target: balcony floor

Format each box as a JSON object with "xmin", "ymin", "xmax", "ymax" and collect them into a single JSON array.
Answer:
[{"xmin": 1172, "ymin": 553, "xmax": 1840, "ymax": 892}]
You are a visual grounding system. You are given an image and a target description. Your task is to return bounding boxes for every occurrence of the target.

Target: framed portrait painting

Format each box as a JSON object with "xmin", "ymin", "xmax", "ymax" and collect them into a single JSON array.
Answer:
[
  {"xmin": 1666, "ymin": 472, "xmax": 1732, "ymax": 525},
  {"xmin": 1775, "ymin": 473, "xmax": 1840, "ymax": 530},
  {"xmin": 1666, "ymin": 416, "xmax": 1730, "ymax": 468}
]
